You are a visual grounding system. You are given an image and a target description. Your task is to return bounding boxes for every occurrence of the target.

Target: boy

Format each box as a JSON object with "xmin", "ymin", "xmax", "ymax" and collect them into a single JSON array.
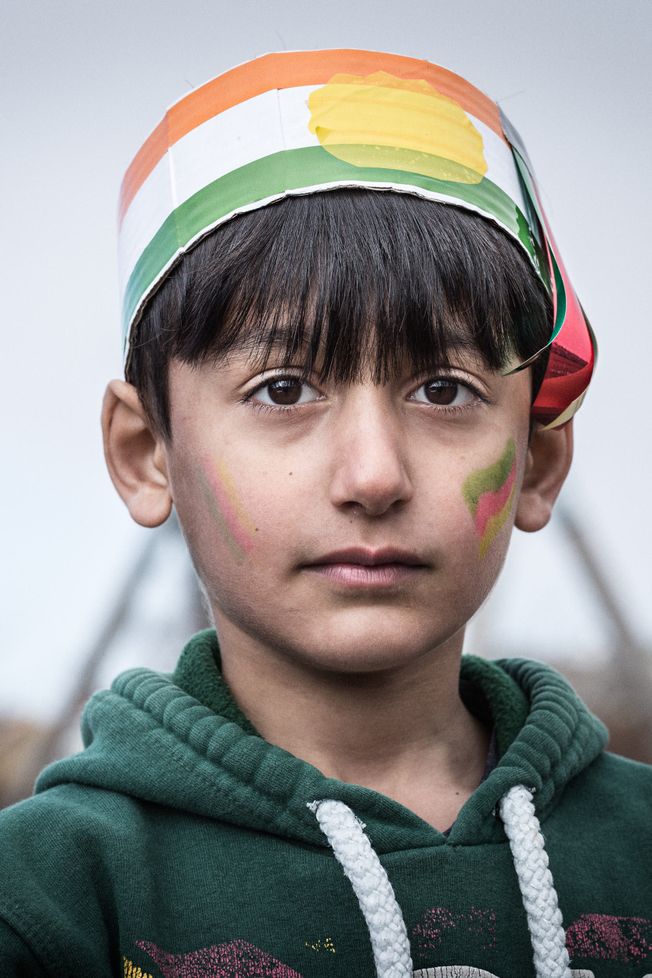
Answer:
[{"xmin": 1, "ymin": 48, "xmax": 650, "ymax": 978}]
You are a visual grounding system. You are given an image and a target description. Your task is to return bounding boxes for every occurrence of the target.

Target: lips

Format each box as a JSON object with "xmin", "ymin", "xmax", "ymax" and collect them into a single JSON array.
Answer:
[
  {"xmin": 307, "ymin": 547, "xmax": 427, "ymax": 568},
  {"xmin": 302, "ymin": 547, "xmax": 428, "ymax": 588}
]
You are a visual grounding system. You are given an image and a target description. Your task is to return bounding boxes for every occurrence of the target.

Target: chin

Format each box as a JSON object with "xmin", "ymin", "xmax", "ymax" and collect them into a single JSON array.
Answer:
[{"xmin": 289, "ymin": 620, "xmax": 461, "ymax": 676}]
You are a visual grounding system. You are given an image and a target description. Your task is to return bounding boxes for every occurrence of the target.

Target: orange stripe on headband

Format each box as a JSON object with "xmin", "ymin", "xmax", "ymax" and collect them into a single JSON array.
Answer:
[{"xmin": 119, "ymin": 49, "xmax": 504, "ymax": 224}]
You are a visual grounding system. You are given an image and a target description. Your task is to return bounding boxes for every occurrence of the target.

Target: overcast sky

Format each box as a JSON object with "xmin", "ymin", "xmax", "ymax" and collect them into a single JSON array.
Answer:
[{"xmin": 2, "ymin": 0, "xmax": 651, "ymax": 722}]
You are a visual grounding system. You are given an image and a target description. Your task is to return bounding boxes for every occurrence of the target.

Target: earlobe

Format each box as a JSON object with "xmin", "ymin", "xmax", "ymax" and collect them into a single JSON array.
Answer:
[
  {"xmin": 101, "ymin": 380, "xmax": 172, "ymax": 527},
  {"xmin": 514, "ymin": 420, "xmax": 574, "ymax": 533}
]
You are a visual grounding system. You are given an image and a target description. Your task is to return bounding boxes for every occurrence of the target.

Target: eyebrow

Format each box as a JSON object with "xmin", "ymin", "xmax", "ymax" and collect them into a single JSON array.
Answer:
[{"xmin": 220, "ymin": 324, "xmax": 317, "ymax": 361}]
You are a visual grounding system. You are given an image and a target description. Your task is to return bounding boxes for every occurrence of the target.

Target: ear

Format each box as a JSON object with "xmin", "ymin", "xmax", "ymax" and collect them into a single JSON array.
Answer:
[
  {"xmin": 101, "ymin": 380, "xmax": 172, "ymax": 527},
  {"xmin": 515, "ymin": 420, "xmax": 574, "ymax": 533}
]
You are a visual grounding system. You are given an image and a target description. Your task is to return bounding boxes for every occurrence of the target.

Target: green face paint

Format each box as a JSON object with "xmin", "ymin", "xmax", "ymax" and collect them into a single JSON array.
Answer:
[
  {"xmin": 463, "ymin": 438, "xmax": 517, "ymax": 557},
  {"xmin": 198, "ymin": 458, "xmax": 257, "ymax": 561}
]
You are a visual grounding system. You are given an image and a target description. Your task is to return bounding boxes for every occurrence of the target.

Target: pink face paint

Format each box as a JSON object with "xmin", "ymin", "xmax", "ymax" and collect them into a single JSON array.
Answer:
[
  {"xmin": 462, "ymin": 438, "xmax": 517, "ymax": 558},
  {"xmin": 198, "ymin": 458, "xmax": 257, "ymax": 559}
]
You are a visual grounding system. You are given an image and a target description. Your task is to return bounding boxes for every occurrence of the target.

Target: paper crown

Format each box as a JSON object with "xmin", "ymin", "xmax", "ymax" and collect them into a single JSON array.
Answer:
[{"xmin": 118, "ymin": 49, "xmax": 595, "ymax": 428}]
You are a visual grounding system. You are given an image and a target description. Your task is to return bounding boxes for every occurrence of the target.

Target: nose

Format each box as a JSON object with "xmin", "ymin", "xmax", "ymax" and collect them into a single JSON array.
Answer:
[{"xmin": 328, "ymin": 387, "xmax": 414, "ymax": 517}]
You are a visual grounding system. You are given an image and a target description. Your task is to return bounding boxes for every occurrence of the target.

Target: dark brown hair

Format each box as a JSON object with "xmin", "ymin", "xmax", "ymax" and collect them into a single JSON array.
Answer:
[{"xmin": 126, "ymin": 189, "xmax": 551, "ymax": 439}]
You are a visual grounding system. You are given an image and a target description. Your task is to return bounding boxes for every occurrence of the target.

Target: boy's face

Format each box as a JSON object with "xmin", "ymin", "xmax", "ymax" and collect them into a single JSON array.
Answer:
[{"xmin": 116, "ymin": 342, "xmax": 566, "ymax": 675}]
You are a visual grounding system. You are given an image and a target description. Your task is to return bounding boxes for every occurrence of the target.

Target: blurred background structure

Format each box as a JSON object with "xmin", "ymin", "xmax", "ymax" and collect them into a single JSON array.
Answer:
[{"xmin": 1, "ymin": 0, "xmax": 651, "ymax": 807}]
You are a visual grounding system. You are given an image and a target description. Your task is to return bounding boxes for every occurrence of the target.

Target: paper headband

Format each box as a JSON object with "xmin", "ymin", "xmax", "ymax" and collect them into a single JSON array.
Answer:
[{"xmin": 118, "ymin": 49, "xmax": 596, "ymax": 428}]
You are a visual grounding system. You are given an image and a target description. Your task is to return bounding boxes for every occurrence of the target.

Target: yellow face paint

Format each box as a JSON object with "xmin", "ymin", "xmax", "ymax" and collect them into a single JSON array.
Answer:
[
  {"xmin": 463, "ymin": 439, "xmax": 517, "ymax": 557},
  {"xmin": 308, "ymin": 70, "xmax": 487, "ymax": 184},
  {"xmin": 198, "ymin": 458, "xmax": 257, "ymax": 560}
]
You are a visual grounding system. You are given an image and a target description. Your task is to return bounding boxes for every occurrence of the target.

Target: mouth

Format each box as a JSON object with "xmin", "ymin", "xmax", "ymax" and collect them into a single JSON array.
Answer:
[{"xmin": 302, "ymin": 547, "xmax": 429, "ymax": 588}]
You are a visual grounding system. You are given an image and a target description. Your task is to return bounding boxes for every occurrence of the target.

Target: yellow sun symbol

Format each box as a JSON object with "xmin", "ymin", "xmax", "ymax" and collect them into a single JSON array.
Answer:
[{"xmin": 308, "ymin": 70, "xmax": 487, "ymax": 185}]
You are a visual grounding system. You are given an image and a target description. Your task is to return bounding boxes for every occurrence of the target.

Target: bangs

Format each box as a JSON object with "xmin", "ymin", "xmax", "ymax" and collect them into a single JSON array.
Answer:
[{"xmin": 127, "ymin": 190, "xmax": 552, "ymax": 437}]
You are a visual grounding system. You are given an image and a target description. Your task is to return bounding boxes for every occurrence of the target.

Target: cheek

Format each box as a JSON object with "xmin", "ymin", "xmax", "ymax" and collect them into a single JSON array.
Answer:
[
  {"xmin": 462, "ymin": 438, "xmax": 518, "ymax": 559},
  {"xmin": 178, "ymin": 454, "xmax": 294, "ymax": 578},
  {"xmin": 197, "ymin": 456, "xmax": 258, "ymax": 559}
]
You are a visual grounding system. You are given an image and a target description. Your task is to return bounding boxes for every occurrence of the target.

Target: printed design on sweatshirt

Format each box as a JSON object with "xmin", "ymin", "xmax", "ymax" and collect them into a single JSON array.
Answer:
[
  {"xmin": 409, "ymin": 907, "xmax": 652, "ymax": 975},
  {"xmin": 412, "ymin": 970, "xmax": 597, "ymax": 978},
  {"xmin": 136, "ymin": 939, "xmax": 303, "ymax": 978},
  {"xmin": 566, "ymin": 913, "xmax": 652, "ymax": 963},
  {"xmin": 304, "ymin": 936, "xmax": 336, "ymax": 953},
  {"xmin": 124, "ymin": 957, "xmax": 154, "ymax": 978},
  {"xmin": 413, "ymin": 969, "xmax": 502, "ymax": 977},
  {"xmin": 412, "ymin": 907, "xmax": 497, "ymax": 953},
  {"xmin": 128, "ymin": 911, "xmax": 652, "ymax": 978}
]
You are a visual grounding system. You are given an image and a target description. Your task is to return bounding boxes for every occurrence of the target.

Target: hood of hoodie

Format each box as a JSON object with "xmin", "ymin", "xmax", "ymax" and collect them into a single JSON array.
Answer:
[{"xmin": 37, "ymin": 629, "xmax": 607, "ymax": 853}]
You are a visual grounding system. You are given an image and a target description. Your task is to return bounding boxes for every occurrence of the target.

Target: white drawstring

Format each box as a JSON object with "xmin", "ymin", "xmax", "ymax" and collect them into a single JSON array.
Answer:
[
  {"xmin": 308, "ymin": 799, "xmax": 413, "ymax": 978},
  {"xmin": 310, "ymin": 786, "xmax": 571, "ymax": 978},
  {"xmin": 499, "ymin": 785, "xmax": 571, "ymax": 978}
]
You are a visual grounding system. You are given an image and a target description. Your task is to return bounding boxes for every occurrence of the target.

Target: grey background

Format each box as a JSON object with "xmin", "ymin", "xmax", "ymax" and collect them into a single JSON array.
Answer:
[{"xmin": 1, "ymin": 0, "xmax": 650, "ymax": 721}]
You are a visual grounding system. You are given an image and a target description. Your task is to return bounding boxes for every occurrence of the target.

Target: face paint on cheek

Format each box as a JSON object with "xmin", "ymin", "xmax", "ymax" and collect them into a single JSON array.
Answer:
[
  {"xmin": 462, "ymin": 438, "xmax": 517, "ymax": 558},
  {"xmin": 197, "ymin": 458, "xmax": 257, "ymax": 560}
]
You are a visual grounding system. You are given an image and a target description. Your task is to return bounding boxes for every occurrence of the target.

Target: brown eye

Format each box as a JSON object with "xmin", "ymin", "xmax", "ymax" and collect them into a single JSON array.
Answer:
[
  {"xmin": 267, "ymin": 378, "xmax": 304, "ymax": 404},
  {"xmin": 250, "ymin": 375, "xmax": 319, "ymax": 408},
  {"xmin": 424, "ymin": 380, "xmax": 458, "ymax": 405},
  {"xmin": 411, "ymin": 378, "xmax": 475, "ymax": 408}
]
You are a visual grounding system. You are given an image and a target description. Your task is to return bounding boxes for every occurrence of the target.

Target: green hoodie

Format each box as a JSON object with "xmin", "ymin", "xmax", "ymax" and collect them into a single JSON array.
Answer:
[{"xmin": 1, "ymin": 630, "xmax": 651, "ymax": 978}]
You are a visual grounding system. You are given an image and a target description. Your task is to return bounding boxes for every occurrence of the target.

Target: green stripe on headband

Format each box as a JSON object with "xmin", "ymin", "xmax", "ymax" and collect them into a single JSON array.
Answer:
[{"xmin": 122, "ymin": 144, "xmax": 537, "ymax": 344}]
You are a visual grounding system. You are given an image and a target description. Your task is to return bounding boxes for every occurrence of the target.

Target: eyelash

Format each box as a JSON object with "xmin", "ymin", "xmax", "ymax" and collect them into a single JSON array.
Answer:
[
  {"xmin": 410, "ymin": 377, "xmax": 486, "ymax": 413},
  {"xmin": 241, "ymin": 375, "xmax": 321, "ymax": 416},
  {"xmin": 245, "ymin": 399, "xmax": 307, "ymax": 417},
  {"xmin": 241, "ymin": 373, "xmax": 486, "ymax": 416}
]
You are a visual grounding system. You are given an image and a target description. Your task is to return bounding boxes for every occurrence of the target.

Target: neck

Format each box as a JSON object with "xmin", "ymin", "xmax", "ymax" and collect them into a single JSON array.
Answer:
[{"xmin": 214, "ymin": 619, "xmax": 490, "ymax": 829}]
